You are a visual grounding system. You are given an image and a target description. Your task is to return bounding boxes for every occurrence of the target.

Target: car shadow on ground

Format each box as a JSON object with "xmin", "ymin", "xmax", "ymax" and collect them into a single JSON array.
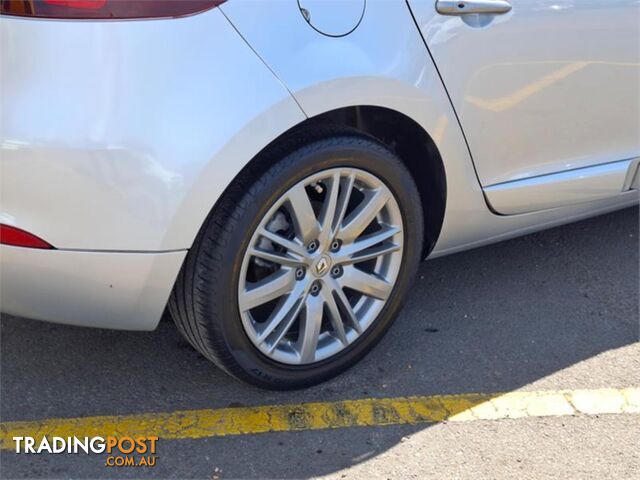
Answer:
[{"xmin": 1, "ymin": 206, "xmax": 638, "ymax": 478}]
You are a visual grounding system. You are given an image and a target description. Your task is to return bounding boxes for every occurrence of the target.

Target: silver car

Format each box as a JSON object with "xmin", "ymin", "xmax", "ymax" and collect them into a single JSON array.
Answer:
[{"xmin": 1, "ymin": 0, "xmax": 638, "ymax": 388}]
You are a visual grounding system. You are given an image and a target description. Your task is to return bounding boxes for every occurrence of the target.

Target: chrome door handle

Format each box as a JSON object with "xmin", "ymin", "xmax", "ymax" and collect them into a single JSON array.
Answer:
[{"xmin": 436, "ymin": 0, "xmax": 512, "ymax": 15}]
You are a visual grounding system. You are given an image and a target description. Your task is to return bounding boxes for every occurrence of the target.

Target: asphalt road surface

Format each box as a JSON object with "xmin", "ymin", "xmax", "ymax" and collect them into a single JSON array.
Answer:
[{"xmin": 1, "ymin": 206, "xmax": 638, "ymax": 479}]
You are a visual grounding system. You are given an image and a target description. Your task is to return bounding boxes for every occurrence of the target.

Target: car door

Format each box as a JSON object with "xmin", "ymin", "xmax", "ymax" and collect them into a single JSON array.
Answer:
[{"xmin": 407, "ymin": 0, "xmax": 640, "ymax": 214}]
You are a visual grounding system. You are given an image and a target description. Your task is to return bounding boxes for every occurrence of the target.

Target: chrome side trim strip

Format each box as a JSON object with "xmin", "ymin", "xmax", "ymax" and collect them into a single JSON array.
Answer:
[{"xmin": 484, "ymin": 159, "xmax": 636, "ymax": 215}]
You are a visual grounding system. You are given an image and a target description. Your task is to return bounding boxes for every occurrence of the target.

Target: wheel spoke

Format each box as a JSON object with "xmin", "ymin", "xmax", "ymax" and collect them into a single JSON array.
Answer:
[
  {"xmin": 332, "ymin": 172, "xmax": 355, "ymax": 237},
  {"xmin": 340, "ymin": 266, "xmax": 392, "ymax": 301},
  {"xmin": 321, "ymin": 286, "xmax": 348, "ymax": 345},
  {"xmin": 298, "ymin": 294, "xmax": 324, "ymax": 363},
  {"xmin": 258, "ymin": 228, "xmax": 308, "ymax": 258},
  {"xmin": 334, "ymin": 225, "xmax": 401, "ymax": 264},
  {"xmin": 339, "ymin": 188, "xmax": 390, "ymax": 243},
  {"xmin": 327, "ymin": 277, "xmax": 362, "ymax": 334},
  {"xmin": 249, "ymin": 246, "xmax": 304, "ymax": 267},
  {"xmin": 264, "ymin": 299, "xmax": 306, "ymax": 354},
  {"xmin": 239, "ymin": 269, "xmax": 295, "ymax": 312},
  {"xmin": 287, "ymin": 183, "xmax": 320, "ymax": 244},
  {"xmin": 317, "ymin": 172, "xmax": 341, "ymax": 247},
  {"xmin": 259, "ymin": 282, "xmax": 307, "ymax": 346},
  {"xmin": 347, "ymin": 243, "xmax": 401, "ymax": 264}
]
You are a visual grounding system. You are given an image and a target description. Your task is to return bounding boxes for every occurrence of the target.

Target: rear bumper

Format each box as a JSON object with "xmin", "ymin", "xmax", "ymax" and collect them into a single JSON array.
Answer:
[{"xmin": 0, "ymin": 246, "xmax": 185, "ymax": 330}]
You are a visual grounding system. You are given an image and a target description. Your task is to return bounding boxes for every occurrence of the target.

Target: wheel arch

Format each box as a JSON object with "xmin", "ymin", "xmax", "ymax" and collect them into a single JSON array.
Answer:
[
  {"xmin": 181, "ymin": 105, "xmax": 447, "ymax": 260},
  {"xmin": 289, "ymin": 106, "xmax": 447, "ymax": 258}
]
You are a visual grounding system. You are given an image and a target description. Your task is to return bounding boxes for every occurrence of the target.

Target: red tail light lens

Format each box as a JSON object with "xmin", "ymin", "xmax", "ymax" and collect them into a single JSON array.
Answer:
[
  {"xmin": 0, "ymin": 224, "xmax": 54, "ymax": 249},
  {"xmin": 0, "ymin": 0, "xmax": 226, "ymax": 19},
  {"xmin": 45, "ymin": 1, "xmax": 107, "ymax": 10}
]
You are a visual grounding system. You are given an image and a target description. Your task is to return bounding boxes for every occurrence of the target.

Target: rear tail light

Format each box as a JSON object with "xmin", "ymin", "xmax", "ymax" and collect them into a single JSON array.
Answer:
[
  {"xmin": 0, "ymin": 0, "xmax": 226, "ymax": 19},
  {"xmin": 0, "ymin": 224, "xmax": 54, "ymax": 249}
]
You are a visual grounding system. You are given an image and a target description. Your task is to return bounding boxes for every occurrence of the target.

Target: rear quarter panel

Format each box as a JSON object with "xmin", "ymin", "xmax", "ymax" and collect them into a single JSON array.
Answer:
[
  {"xmin": 0, "ymin": 8, "xmax": 304, "ymax": 251},
  {"xmin": 222, "ymin": 0, "xmax": 638, "ymax": 257}
]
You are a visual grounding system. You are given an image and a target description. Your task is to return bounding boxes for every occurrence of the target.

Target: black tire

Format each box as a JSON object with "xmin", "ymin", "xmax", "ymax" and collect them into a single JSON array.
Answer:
[{"xmin": 168, "ymin": 130, "xmax": 423, "ymax": 389}]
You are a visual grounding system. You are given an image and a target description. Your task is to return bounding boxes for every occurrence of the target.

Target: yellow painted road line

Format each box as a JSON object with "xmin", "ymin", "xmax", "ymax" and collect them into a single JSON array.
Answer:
[{"xmin": 1, "ymin": 387, "xmax": 638, "ymax": 449}]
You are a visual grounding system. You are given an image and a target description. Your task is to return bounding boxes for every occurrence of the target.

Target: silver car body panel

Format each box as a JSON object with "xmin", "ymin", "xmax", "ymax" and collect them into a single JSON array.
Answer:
[
  {"xmin": 0, "ymin": 8, "xmax": 305, "ymax": 252},
  {"xmin": 0, "ymin": 1, "xmax": 637, "ymax": 329},
  {"xmin": 408, "ymin": 0, "xmax": 640, "ymax": 187}
]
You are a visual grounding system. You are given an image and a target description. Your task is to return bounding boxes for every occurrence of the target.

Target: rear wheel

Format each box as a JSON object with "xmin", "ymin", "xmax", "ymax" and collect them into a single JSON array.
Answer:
[{"xmin": 169, "ymin": 133, "xmax": 423, "ymax": 389}]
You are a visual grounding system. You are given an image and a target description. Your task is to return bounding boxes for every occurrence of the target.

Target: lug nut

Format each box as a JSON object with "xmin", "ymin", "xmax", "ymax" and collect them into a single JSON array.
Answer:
[
  {"xmin": 295, "ymin": 267, "xmax": 306, "ymax": 280},
  {"xmin": 310, "ymin": 281, "xmax": 321, "ymax": 295},
  {"xmin": 331, "ymin": 266, "xmax": 343, "ymax": 278},
  {"xmin": 307, "ymin": 240, "xmax": 318, "ymax": 253},
  {"xmin": 330, "ymin": 240, "xmax": 341, "ymax": 252}
]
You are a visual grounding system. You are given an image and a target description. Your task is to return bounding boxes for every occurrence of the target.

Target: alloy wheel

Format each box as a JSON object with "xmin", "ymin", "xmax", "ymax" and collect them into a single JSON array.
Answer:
[{"xmin": 238, "ymin": 167, "xmax": 404, "ymax": 365}]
